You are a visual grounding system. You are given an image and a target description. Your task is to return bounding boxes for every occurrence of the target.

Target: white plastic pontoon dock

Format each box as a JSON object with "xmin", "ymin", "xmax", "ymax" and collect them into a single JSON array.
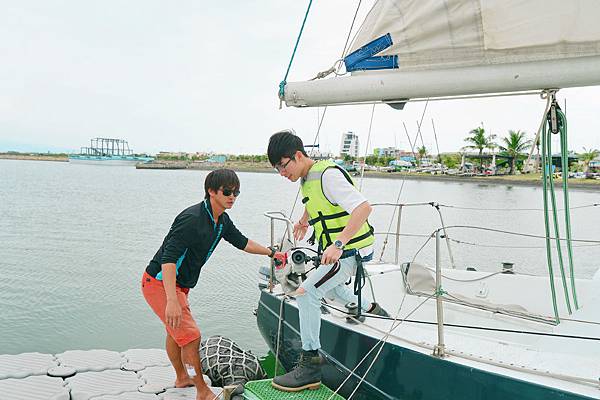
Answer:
[{"xmin": 0, "ymin": 348, "xmax": 223, "ymax": 400}]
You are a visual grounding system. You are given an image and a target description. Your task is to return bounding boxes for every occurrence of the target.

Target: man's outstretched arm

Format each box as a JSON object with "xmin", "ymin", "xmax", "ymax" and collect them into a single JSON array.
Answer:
[{"xmin": 244, "ymin": 239, "xmax": 275, "ymax": 257}]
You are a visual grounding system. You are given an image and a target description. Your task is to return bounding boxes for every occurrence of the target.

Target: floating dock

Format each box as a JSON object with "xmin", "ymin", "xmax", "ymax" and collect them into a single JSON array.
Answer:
[{"xmin": 0, "ymin": 349, "xmax": 344, "ymax": 400}]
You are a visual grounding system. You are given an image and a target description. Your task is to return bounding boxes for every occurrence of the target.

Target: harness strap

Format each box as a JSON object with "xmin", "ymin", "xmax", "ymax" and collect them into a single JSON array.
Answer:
[
  {"xmin": 308, "ymin": 210, "xmax": 349, "ymax": 225},
  {"xmin": 317, "ymin": 211, "xmax": 332, "ymax": 250},
  {"xmin": 353, "ymin": 253, "xmax": 365, "ymax": 318},
  {"xmin": 314, "ymin": 262, "xmax": 341, "ymax": 289}
]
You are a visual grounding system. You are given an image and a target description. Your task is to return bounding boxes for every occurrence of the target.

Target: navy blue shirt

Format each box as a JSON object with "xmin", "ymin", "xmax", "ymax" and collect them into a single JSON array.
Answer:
[{"xmin": 146, "ymin": 200, "xmax": 249, "ymax": 288}]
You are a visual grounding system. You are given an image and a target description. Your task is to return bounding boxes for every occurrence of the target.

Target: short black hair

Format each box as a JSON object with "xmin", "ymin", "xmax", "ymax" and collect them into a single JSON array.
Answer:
[
  {"xmin": 267, "ymin": 129, "xmax": 308, "ymax": 166},
  {"xmin": 204, "ymin": 169, "xmax": 240, "ymax": 199}
]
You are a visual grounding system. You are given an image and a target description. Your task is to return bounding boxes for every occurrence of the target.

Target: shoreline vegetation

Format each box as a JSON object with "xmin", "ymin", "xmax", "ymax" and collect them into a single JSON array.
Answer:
[
  {"xmin": 136, "ymin": 160, "xmax": 600, "ymax": 190},
  {"xmin": 3, "ymin": 153, "xmax": 599, "ymax": 190}
]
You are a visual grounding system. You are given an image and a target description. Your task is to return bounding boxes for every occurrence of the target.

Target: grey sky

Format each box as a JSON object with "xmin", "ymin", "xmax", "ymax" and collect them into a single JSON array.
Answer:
[{"xmin": 1, "ymin": 1, "xmax": 599, "ymax": 155}]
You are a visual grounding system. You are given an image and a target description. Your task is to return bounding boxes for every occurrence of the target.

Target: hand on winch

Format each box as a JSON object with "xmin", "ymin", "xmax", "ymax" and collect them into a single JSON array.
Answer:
[{"xmin": 321, "ymin": 243, "xmax": 343, "ymax": 265}]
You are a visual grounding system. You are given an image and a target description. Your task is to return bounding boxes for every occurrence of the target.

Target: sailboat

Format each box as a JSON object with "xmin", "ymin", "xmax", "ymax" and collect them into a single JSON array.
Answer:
[{"xmin": 256, "ymin": 1, "xmax": 600, "ymax": 399}]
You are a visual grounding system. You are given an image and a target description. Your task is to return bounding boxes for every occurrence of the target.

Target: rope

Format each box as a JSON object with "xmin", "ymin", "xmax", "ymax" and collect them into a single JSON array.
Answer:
[
  {"xmin": 544, "ymin": 113, "xmax": 572, "ymax": 314},
  {"xmin": 278, "ymin": 0, "xmax": 313, "ymax": 103},
  {"xmin": 557, "ymin": 107, "xmax": 579, "ymax": 309},
  {"xmin": 540, "ymin": 97, "xmax": 562, "ymax": 322}
]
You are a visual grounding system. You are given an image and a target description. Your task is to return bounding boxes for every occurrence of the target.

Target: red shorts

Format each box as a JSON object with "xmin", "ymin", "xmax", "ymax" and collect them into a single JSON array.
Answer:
[{"xmin": 141, "ymin": 271, "xmax": 200, "ymax": 346}]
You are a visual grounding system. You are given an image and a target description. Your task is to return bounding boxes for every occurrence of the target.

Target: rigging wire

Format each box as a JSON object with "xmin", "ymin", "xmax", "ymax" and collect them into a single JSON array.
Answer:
[
  {"xmin": 427, "ymin": 225, "xmax": 600, "ymax": 244},
  {"xmin": 438, "ymin": 203, "xmax": 599, "ymax": 212},
  {"xmin": 340, "ymin": 0, "xmax": 363, "ymax": 60},
  {"xmin": 286, "ymin": 107, "xmax": 328, "ymax": 234},
  {"xmin": 323, "ymin": 302, "xmax": 600, "ymax": 341},
  {"xmin": 310, "ymin": 0, "xmax": 364, "ymax": 80},
  {"xmin": 378, "ymin": 100, "xmax": 430, "ymax": 262},
  {"xmin": 320, "ymin": 302, "xmax": 600, "ymax": 391},
  {"xmin": 448, "ymin": 237, "xmax": 600, "ymax": 249},
  {"xmin": 358, "ymin": 103, "xmax": 376, "ymax": 191},
  {"xmin": 431, "ymin": 118, "xmax": 441, "ymax": 163}
]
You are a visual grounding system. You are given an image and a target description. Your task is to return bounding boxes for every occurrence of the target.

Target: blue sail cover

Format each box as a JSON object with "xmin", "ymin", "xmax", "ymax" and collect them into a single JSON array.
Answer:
[{"xmin": 344, "ymin": 33, "xmax": 398, "ymax": 72}]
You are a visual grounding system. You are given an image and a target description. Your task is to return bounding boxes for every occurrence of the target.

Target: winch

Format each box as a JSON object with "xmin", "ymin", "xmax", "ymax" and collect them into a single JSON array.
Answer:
[{"xmin": 273, "ymin": 247, "xmax": 320, "ymax": 294}]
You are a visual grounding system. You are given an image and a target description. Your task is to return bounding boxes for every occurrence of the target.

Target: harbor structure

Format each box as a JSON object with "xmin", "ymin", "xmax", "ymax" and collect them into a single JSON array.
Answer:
[
  {"xmin": 339, "ymin": 132, "xmax": 359, "ymax": 158},
  {"xmin": 69, "ymin": 138, "xmax": 153, "ymax": 166}
]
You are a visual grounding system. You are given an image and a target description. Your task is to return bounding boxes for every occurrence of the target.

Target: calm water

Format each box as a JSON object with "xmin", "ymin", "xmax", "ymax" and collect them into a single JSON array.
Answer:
[{"xmin": 1, "ymin": 160, "xmax": 599, "ymax": 355}]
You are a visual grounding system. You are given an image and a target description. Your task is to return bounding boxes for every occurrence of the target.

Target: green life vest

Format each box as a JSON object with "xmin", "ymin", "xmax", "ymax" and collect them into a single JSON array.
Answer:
[{"xmin": 300, "ymin": 160, "xmax": 374, "ymax": 251}]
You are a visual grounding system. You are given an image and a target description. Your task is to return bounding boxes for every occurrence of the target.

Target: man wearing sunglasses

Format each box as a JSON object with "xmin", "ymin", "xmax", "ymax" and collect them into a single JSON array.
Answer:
[
  {"xmin": 267, "ymin": 130, "xmax": 390, "ymax": 392},
  {"xmin": 141, "ymin": 168, "xmax": 279, "ymax": 400}
]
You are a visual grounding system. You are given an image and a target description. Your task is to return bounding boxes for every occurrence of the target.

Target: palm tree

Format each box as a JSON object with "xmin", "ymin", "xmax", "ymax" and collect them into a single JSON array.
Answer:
[
  {"xmin": 464, "ymin": 126, "xmax": 497, "ymax": 168},
  {"xmin": 417, "ymin": 145, "xmax": 427, "ymax": 166},
  {"xmin": 498, "ymin": 130, "xmax": 531, "ymax": 174},
  {"xmin": 579, "ymin": 147, "xmax": 599, "ymax": 173}
]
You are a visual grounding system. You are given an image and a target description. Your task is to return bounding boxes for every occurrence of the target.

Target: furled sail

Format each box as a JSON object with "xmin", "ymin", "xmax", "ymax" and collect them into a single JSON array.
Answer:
[{"xmin": 283, "ymin": 0, "xmax": 600, "ymax": 107}]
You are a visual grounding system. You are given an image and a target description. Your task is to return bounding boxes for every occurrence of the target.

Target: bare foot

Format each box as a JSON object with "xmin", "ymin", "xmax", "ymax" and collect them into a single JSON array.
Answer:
[
  {"xmin": 174, "ymin": 376, "xmax": 195, "ymax": 388},
  {"xmin": 196, "ymin": 384, "xmax": 217, "ymax": 400}
]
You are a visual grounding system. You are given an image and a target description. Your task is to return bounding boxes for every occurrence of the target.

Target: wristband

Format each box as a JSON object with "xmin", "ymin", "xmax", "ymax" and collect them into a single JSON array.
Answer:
[{"xmin": 267, "ymin": 246, "xmax": 276, "ymax": 258}]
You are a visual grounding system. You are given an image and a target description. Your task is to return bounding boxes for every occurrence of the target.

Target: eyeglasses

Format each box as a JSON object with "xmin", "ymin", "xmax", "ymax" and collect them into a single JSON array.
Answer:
[
  {"xmin": 221, "ymin": 188, "xmax": 240, "ymax": 197},
  {"xmin": 274, "ymin": 157, "xmax": 294, "ymax": 173}
]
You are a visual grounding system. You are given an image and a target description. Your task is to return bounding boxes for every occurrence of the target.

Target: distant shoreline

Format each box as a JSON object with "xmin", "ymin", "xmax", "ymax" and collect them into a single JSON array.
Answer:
[
  {"xmin": 0, "ymin": 154, "xmax": 68, "ymax": 162},
  {"xmin": 3, "ymin": 155, "xmax": 599, "ymax": 191}
]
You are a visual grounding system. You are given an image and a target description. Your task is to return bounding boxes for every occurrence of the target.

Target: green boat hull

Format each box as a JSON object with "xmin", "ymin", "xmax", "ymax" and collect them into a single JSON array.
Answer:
[{"xmin": 256, "ymin": 290, "xmax": 594, "ymax": 400}]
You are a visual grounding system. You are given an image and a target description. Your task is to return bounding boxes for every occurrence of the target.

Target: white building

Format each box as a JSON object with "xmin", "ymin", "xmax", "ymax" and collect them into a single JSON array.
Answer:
[{"xmin": 340, "ymin": 132, "xmax": 359, "ymax": 158}]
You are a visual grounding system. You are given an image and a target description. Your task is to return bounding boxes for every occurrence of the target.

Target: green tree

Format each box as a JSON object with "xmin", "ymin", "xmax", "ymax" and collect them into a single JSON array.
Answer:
[
  {"xmin": 498, "ymin": 130, "xmax": 531, "ymax": 174},
  {"xmin": 440, "ymin": 153, "xmax": 461, "ymax": 169},
  {"xmin": 417, "ymin": 145, "xmax": 428, "ymax": 166},
  {"xmin": 579, "ymin": 147, "xmax": 599, "ymax": 173},
  {"xmin": 365, "ymin": 155, "xmax": 378, "ymax": 166},
  {"xmin": 464, "ymin": 126, "xmax": 497, "ymax": 168}
]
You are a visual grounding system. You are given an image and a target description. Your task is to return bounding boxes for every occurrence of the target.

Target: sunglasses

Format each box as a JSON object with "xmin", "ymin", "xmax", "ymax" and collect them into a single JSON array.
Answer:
[
  {"xmin": 274, "ymin": 157, "xmax": 294, "ymax": 173},
  {"xmin": 221, "ymin": 188, "xmax": 240, "ymax": 197}
]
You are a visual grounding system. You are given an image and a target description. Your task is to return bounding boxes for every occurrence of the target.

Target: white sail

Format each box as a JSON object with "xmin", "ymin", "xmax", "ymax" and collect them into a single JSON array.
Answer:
[{"xmin": 284, "ymin": 0, "xmax": 600, "ymax": 107}]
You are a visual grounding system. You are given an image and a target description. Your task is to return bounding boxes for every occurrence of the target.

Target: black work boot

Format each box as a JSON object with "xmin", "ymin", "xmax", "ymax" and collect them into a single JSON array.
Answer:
[
  {"xmin": 369, "ymin": 302, "xmax": 391, "ymax": 318},
  {"xmin": 271, "ymin": 350, "xmax": 322, "ymax": 392}
]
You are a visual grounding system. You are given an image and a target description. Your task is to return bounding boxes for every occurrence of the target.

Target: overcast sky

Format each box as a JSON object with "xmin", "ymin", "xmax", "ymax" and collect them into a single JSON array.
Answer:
[{"xmin": 1, "ymin": 1, "xmax": 599, "ymax": 156}]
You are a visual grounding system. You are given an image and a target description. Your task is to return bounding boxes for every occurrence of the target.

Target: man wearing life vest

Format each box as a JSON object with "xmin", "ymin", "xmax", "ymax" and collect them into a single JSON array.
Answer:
[{"xmin": 267, "ymin": 130, "xmax": 390, "ymax": 392}]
